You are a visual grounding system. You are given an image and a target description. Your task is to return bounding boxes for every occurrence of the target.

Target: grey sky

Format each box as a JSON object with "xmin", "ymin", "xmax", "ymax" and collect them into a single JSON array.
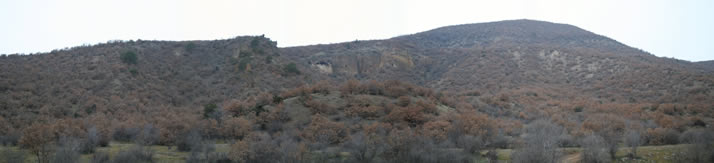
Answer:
[{"xmin": 1, "ymin": 0, "xmax": 712, "ymax": 61}]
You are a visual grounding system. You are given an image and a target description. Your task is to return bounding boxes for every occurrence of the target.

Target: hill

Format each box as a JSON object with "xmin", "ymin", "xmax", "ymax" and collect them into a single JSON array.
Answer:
[
  {"xmin": 1, "ymin": 19, "xmax": 713, "ymax": 162},
  {"xmin": 282, "ymin": 19, "xmax": 713, "ymax": 110},
  {"xmin": 697, "ymin": 60, "xmax": 714, "ymax": 71}
]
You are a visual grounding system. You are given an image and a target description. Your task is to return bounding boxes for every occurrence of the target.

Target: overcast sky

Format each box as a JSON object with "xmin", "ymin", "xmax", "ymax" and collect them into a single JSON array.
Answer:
[{"xmin": 1, "ymin": 0, "xmax": 712, "ymax": 61}]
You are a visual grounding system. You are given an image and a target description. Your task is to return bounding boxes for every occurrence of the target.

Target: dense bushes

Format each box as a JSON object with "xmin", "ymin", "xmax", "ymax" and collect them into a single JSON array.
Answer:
[
  {"xmin": 301, "ymin": 115, "xmax": 348, "ymax": 145},
  {"xmin": 0, "ymin": 79, "xmax": 710, "ymax": 163},
  {"xmin": 677, "ymin": 128, "xmax": 714, "ymax": 163},
  {"xmin": 228, "ymin": 133, "xmax": 307, "ymax": 163},
  {"xmin": 646, "ymin": 127, "xmax": 680, "ymax": 145}
]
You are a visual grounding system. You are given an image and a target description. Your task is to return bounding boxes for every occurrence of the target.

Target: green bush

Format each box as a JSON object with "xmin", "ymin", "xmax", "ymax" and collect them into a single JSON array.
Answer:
[
  {"xmin": 283, "ymin": 63, "xmax": 300, "ymax": 75},
  {"xmin": 121, "ymin": 51, "xmax": 138, "ymax": 64},
  {"xmin": 129, "ymin": 69, "xmax": 139, "ymax": 76},
  {"xmin": 203, "ymin": 104, "xmax": 217, "ymax": 119},
  {"xmin": 238, "ymin": 58, "xmax": 252, "ymax": 72},
  {"xmin": 185, "ymin": 43, "xmax": 196, "ymax": 53},
  {"xmin": 265, "ymin": 56, "xmax": 273, "ymax": 64}
]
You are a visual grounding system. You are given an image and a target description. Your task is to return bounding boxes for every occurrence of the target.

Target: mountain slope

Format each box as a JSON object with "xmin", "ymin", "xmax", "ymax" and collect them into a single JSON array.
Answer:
[
  {"xmin": 281, "ymin": 19, "xmax": 714, "ymax": 105},
  {"xmin": 1, "ymin": 19, "xmax": 713, "ymax": 123},
  {"xmin": 0, "ymin": 36, "xmax": 308, "ymax": 121},
  {"xmin": 697, "ymin": 60, "xmax": 714, "ymax": 71}
]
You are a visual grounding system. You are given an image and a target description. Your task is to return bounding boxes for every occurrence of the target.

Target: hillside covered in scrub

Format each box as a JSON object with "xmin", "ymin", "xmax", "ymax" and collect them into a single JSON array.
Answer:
[{"xmin": 1, "ymin": 20, "xmax": 713, "ymax": 162}]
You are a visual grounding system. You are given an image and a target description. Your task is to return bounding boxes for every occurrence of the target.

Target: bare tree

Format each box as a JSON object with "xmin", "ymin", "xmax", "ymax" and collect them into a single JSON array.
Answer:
[
  {"xmin": 80, "ymin": 126, "xmax": 100, "ymax": 154},
  {"xmin": 135, "ymin": 124, "xmax": 159, "ymax": 146},
  {"xmin": 19, "ymin": 124, "xmax": 54, "ymax": 163},
  {"xmin": 344, "ymin": 131, "xmax": 387, "ymax": 163},
  {"xmin": 581, "ymin": 134, "xmax": 610, "ymax": 163},
  {"xmin": 511, "ymin": 119, "xmax": 563, "ymax": 163},
  {"xmin": 51, "ymin": 137, "xmax": 81, "ymax": 163},
  {"xmin": 583, "ymin": 114, "xmax": 625, "ymax": 159},
  {"xmin": 624, "ymin": 129, "xmax": 643, "ymax": 158},
  {"xmin": 455, "ymin": 135, "xmax": 483, "ymax": 155}
]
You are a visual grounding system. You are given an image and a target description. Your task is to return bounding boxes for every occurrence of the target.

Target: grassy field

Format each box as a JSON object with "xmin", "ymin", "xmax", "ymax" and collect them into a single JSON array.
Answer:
[
  {"xmin": 1, "ymin": 143, "xmax": 690, "ymax": 163},
  {"xmin": 0, "ymin": 142, "xmax": 231, "ymax": 163},
  {"xmin": 477, "ymin": 144, "xmax": 688, "ymax": 163}
]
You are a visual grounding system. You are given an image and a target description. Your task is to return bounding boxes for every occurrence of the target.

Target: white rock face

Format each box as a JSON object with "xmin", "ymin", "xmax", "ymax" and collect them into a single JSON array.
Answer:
[{"xmin": 312, "ymin": 62, "xmax": 333, "ymax": 74}]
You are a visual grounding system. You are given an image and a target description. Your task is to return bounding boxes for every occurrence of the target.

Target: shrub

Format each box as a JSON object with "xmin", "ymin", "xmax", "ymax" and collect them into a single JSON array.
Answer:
[
  {"xmin": 129, "ymin": 68, "xmax": 138, "ymax": 75},
  {"xmin": 134, "ymin": 124, "xmax": 159, "ymax": 146},
  {"xmin": 177, "ymin": 129, "xmax": 202, "ymax": 152},
  {"xmin": 283, "ymin": 63, "xmax": 300, "ymax": 75},
  {"xmin": 346, "ymin": 105, "xmax": 382, "ymax": 119},
  {"xmin": 203, "ymin": 104, "xmax": 218, "ymax": 119},
  {"xmin": 228, "ymin": 140, "xmax": 250, "ymax": 163},
  {"xmin": 646, "ymin": 128, "xmax": 680, "ymax": 145},
  {"xmin": 455, "ymin": 135, "xmax": 483, "ymax": 154},
  {"xmin": 238, "ymin": 58, "xmax": 252, "ymax": 72},
  {"xmin": 340, "ymin": 80, "xmax": 361, "ymax": 95},
  {"xmin": 421, "ymin": 120, "xmax": 452, "ymax": 142},
  {"xmin": 186, "ymin": 140, "xmax": 231, "ymax": 163},
  {"xmin": 220, "ymin": 117, "xmax": 252, "ymax": 140},
  {"xmin": 79, "ymin": 127, "xmax": 100, "ymax": 154},
  {"xmin": 0, "ymin": 130, "xmax": 20, "ymax": 146},
  {"xmin": 272, "ymin": 95, "xmax": 283, "ymax": 104},
  {"xmin": 113, "ymin": 126, "xmax": 140, "ymax": 142},
  {"xmin": 364, "ymin": 80, "xmax": 383, "ymax": 95},
  {"xmin": 382, "ymin": 132, "xmax": 472, "ymax": 163},
  {"xmin": 396, "ymin": 96, "xmax": 410, "ymax": 107},
  {"xmin": 229, "ymin": 133, "xmax": 282, "ymax": 163},
  {"xmin": 582, "ymin": 114, "xmax": 626, "ymax": 159},
  {"xmin": 223, "ymin": 100, "xmax": 254, "ymax": 117},
  {"xmin": 303, "ymin": 97, "xmax": 335, "ymax": 115},
  {"xmin": 121, "ymin": 51, "xmax": 138, "ymax": 65},
  {"xmin": 301, "ymin": 115, "xmax": 348, "ymax": 145},
  {"xmin": 580, "ymin": 134, "xmax": 611, "ymax": 163},
  {"xmin": 677, "ymin": 128, "xmax": 714, "ymax": 163},
  {"xmin": 251, "ymin": 37, "xmax": 260, "ymax": 49},
  {"xmin": 384, "ymin": 104, "xmax": 428, "ymax": 127},
  {"xmin": 185, "ymin": 43, "xmax": 196, "ymax": 52},
  {"xmin": 265, "ymin": 55, "xmax": 273, "ymax": 64}
]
